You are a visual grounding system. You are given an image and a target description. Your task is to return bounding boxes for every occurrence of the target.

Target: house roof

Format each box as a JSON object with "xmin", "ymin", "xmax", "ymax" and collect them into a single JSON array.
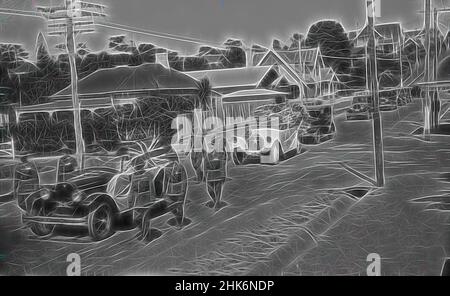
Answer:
[
  {"xmin": 404, "ymin": 29, "xmax": 422, "ymax": 40},
  {"xmin": 8, "ymin": 59, "xmax": 39, "ymax": 75},
  {"xmin": 355, "ymin": 22, "xmax": 403, "ymax": 43},
  {"xmin": 254, "ymin": 47, "xmax": 319, "ymax": 67},
  {"xmin": 17, "ymin": 97, "xmax": 138, "ymax": 115},
  {"xmin": 348, "ymin": 30, "xmax": 358, "ymax": 40},
  {"xmin": 52, "ymin": 63, "xmax": 200, "ymax": 99},
  {"xmin": 222, "ymin": 89, "xmax": 289, "ymax": 103},
  {"xmin": 256, "ymin": 50, "xmax": 308, "ymax": 87},
  {"xmin": 186, "ymin": 66, "xmax": 274, "ymax": 89}
]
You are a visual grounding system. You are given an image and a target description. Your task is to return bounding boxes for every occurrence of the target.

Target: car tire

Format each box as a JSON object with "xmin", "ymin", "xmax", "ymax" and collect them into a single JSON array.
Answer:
[
  {"xmin": 29, "ymin": 200, "xmax": 55, "ymax": 238},
  {"xmin": 269, "ymin": 143, "xmax": 280, "ymax": 164},
  {"xmin": 232, "ymin": 151, "xmax": 246, "ymax": 165},
  {"xmin": 87, "ymin": 203, "xmax": 114, "ymax": 241}
]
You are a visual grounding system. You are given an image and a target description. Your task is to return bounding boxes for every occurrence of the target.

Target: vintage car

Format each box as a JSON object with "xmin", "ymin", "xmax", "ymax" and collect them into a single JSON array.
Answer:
[
  {"xmin": 346, "ymin": 95, "xmax": 373, "ymax": 121},
  {"xmin": 397, "ymin": 89, "xmax": 412, "ymax": 106},
  {"xmin": 379, "ymin": 90, "xmax": 398, "ymax": 112},
  {"xmin": 299, "ymin": 105, "xmax": 336, "ymax": 145},
  {"xmin": 19, "ymin": 146, "xmax": 189, "ymax": 241},
  {"xmin": 0, "ymin": 159, "xmax": 20, "ymax": 203},
  {"xmin": 229, "ymin": 102, "xmax": 306, "ymax": 165}
]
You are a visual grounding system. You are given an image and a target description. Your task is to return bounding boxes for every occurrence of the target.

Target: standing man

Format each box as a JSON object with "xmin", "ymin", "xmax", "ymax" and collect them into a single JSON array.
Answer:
[{"xmin": 203, "ymin": 137, "xmax": 228, "ymax": 211}]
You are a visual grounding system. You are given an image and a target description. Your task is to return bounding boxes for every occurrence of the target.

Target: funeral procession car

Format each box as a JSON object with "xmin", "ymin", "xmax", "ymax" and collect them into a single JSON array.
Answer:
[
  {"xmin": 229, "ymin": 102, "xmax": 307, "ymax": 165},
  {"xmin": 18, "ymin": 145, "xmax": 189, "ymax": 241},
  {"xmin": 346, "ymin": 95, "xmax": 373, "ymax": 121},
  {"xmin": 299, "ymin": 105, "xmax": 336, "ymax": 145}
]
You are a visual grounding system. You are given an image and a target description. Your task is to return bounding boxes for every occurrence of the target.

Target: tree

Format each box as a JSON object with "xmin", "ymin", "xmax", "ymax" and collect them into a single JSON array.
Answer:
[
  {"xmin": 272, "ymin": 39, "xmax": 282, "ymax": 50},
  {"xmin": 222, "ymin": 46, "xmax": 246, "ymax": 68},
  {"xmin": 305, "ymin": 20, "xmax": 352, "ymax": 73},
  {"xmin": 289, "ymin": 33, "xmax": 304, "ymax": 50},
  {"xmin": 196, "ymin": 78, "xmax": 212, "ymax": 111},
  {"xmin": 36, "ymin": 32, "xmax": 52, "ymax": 68}
]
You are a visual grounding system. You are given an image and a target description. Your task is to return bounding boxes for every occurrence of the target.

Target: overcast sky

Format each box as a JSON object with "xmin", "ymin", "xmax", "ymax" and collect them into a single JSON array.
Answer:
[{"xmin": 0, "ymin": 0, "xmax": 447, "ymax": 55}]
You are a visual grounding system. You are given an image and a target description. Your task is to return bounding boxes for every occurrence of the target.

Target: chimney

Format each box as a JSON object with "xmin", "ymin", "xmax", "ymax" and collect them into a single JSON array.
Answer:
[
  {"xmin": 366, "ymin": 0, "xmax": 381, "ymax": 21},
  {"xmin": 156, "ymin": 52, "xmax": 170, "ymax": 68}
]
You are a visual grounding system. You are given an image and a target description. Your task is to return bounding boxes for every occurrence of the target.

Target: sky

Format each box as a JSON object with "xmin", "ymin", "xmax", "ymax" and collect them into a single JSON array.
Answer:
[{"xmin": 0, "ymin": 0, "xmax": 447, "ymax": 56}]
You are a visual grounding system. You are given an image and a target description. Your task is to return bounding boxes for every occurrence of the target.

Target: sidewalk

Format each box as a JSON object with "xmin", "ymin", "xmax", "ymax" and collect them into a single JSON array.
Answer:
[{"xmin": 283, "ymin": 170, "xmax": 450, "ymax": 276}]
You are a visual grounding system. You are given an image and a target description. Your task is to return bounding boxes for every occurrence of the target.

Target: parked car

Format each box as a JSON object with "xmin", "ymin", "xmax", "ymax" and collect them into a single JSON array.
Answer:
[
  {"xmin": 19, "ymin": 146, "xmax": 189, "ymax": 241},
  {"xmin": 230, "ymin": 102, "xmax": 306, "ymax": 165},
  {"xmin": 379, "ymin": 90, "xmax": 398, "ymax": 111},
  {"xmin": 0, "ymin": 159, "xmax": 18, "ymax": 203},
  {"xmin": 397, "ymin": 89, "xmax": 412, "ymax": 106},
  {"xmin": 379, "ymin": 97, "xmax": 398, "ymax": 111},
  {"xmin": 346, "ymin": 95, "xmax": 372, "ymax": 121},
  {"xmin": 299, "ymin": 105, "xmax": 336, "ymax": 145}
]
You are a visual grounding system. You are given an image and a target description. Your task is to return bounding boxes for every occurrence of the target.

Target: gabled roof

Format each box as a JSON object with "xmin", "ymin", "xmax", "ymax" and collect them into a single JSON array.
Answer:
[
  {"xmin": 254, "ymin": 47, "xmax": 320, "ymax": 67},
  {"xmin": 404, "ymin": 29, "xmax": 422, "ymax": 40},
  {"xmin": 52, "ymin": 63, "xmax": 200, "ymax": 99},
  {"xmin": 319, "ymin": 67, "xmax": 338, "ymax": 82},
  {"xmin": 348, "ymin": 30, "xmax": 358, "ymax": 40},
  {"xmin": 355, "ymin": 22, "xmax": 403, "ymax": 44},
  {"xmin": 256, "ymin": 50, "xmax": 308, "ymax": 87},
  {"xmin": 186, "ymin": 66, "xmax": 274, "ymax": 89}
]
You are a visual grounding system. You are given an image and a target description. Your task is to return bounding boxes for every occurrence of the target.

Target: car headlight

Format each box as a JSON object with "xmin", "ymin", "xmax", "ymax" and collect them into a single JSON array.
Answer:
[
  {"xmin": 40, "ymin": 188, "xmax": 51, "ymax": 201},
  {"xmin": 72, "ymin": 190, "xmax": 86, "ymax": 202}
]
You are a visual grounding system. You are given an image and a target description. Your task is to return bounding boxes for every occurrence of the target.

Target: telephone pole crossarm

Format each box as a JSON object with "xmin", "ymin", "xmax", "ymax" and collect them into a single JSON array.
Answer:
[{"xmin": 36, "ymin": 0, "xmax": 107, "ymax": 168}]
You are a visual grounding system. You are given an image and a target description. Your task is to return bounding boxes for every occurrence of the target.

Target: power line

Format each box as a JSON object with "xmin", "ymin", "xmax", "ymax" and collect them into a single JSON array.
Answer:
[{"xmin": 0, "ymin": 7, "xmax": 228, "ymax": 49}]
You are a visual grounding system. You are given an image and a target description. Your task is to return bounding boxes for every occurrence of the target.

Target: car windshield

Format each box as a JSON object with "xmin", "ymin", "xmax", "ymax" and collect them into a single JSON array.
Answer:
[
  {"xmin": 83, "ymin": 155, "xmax": 123, "ymax": 171},
  {"xmin": 353, "ymin": 96, "xmax": 369, "ymax": 104},
  {"xmin": 28, "ymin": 157, "xmax": 60, "ymax": 185}
]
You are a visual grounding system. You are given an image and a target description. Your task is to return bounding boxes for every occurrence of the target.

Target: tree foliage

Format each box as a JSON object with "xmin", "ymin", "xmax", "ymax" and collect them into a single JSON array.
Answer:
[{"xmin": 305, "ymin": 20, "xmax": 352, "ymax": 73}]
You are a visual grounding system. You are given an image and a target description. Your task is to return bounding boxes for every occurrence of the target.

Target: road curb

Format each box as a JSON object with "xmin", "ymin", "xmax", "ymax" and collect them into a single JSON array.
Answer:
[{"xmin": 248, "ymin": 194, "xmax": 358, "ymax": 275}]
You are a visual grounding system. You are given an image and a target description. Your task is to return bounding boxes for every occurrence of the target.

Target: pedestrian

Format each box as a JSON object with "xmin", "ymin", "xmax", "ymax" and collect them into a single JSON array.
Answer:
[{"xmin": 204, "ymin": 137, "xmax": 228, "ymax": 211}]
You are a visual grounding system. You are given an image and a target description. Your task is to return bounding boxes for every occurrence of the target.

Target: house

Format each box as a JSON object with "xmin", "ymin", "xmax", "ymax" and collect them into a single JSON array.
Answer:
[
  {"xmin": 17, "ymin": 63, "xmax": 222, "ymax": 117},
  {"xmin": 186, "ymin": 65, "xmax": 300, "ymax": 120},
  {"xmin": 15, "ymin": 63, "xmax": 226, "ymax": 152},
  {"xmin": 186, "ymin": 66, "xmax": 289, "ymax": 96},
  {"xmin": 351, "ymin": 22, "xmax": 404, "ymax": 57},
  {"xmin": 255, "ymin": 49, "xmax": 339, "ymax": 99},
  {"xmin": 252, "ymin": 47, "xmax": 325, "ymax": 77}
]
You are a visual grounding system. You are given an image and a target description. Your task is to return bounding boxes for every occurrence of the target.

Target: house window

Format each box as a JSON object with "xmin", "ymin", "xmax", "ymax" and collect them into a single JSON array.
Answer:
[{"xmin": 0, "ymin": 114, "xmax": 8, "ymax": 128}]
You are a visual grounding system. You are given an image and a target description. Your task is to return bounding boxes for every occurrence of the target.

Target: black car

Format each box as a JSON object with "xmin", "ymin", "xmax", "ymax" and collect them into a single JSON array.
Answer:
[
  {"xmin": 299, "ymin": 106, "xmax": 336, "ymax": 145},
  {"xmin": 19, "ymin": 147, "xmax": 189, "ymax": 241},
  {"xmin": 379, "ymin": 90, "xmax": 398, "ymax": 112},
  {"xmin": 346, "ymin": 95, "xmax": 373, "ymax": 121}
]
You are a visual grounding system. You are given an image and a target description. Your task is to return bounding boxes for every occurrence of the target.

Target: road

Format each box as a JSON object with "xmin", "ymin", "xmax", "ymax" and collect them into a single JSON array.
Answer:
[{"xmin": 1, "ymin": 98, "xmax": 449, "ymax": 275}]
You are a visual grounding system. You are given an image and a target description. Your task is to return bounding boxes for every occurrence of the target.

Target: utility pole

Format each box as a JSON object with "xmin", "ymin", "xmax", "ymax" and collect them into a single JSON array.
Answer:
[
  {"xmin": 419, "ymin": 3, "xmax": 450, "ymax": 133},
  {"xmin": 36, "ymin": 0, "xmax": 106, "ymax": 167},
  {"xmin": 432, "ymin": 7, "xmax": 440, "ymax": 129},
  {"xmin": 423, "ymin": 0, "xmax": 432, "ymax": 134},
  {"xmin": 366, "ymin": 0, "xmax": 385, "ymax": 187}
]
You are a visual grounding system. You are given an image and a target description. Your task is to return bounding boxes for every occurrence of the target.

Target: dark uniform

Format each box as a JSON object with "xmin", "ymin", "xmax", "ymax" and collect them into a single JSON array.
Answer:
[
  {"xmin": 137, "ymin": 138, "xmax": 190, "ymax": 241},
  {"xmin": 203, "ymin": 139, "xmax": 228, "ymax": 210}
]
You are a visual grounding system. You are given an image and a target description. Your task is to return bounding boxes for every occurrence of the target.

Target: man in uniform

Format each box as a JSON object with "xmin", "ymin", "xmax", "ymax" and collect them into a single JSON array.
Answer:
[{"xmin": 203, "ymin": 137, "xmax": 228, "ymax": 211}]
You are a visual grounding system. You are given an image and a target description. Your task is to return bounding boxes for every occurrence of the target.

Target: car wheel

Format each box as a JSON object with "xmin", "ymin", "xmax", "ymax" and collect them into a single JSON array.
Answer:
[
  {"xmin": 269, "ymin": 143, "xmax": 280, "ymax": 164},
  {"xmin": 232, "ymin": 151, "xmax": 246, "ymax": 165},
  {"xmin": 29, "ymin": 200, "xmax": 54, "ymax": 238},
  {"xmin": 87, "ymin": 203, "xmax": 114, "ymax": 241}
]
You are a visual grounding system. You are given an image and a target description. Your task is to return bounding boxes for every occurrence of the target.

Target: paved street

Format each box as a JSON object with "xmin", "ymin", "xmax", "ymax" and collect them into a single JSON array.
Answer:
[{"xmin": 1, "ymin": 98, "xmax": 450, "ymax": 275}]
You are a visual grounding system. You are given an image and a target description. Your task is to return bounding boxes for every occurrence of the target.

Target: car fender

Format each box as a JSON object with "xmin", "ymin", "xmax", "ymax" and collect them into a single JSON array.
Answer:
[
  {"xmin": 20, "ymin": 191, "xmax": 40, "ymax": 212},
  {"xmin": 80, "ymin": 193, "xmax": 120, "ymax": 214}
]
